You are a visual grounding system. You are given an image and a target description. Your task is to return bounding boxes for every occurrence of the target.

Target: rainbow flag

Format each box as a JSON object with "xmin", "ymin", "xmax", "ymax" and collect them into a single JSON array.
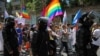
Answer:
[
  {"xmin": 21, "ymin": 6, "xmax": 30, "ymax": 19},
  {"xmin": 42, "ymin": 0, "xmax": 63, "ymax": 20}
]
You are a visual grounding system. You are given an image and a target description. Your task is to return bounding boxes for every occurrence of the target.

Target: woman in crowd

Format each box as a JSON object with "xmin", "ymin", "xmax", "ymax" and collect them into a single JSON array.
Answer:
[
  {"xmin": 91, "ymin": 23, "xmax": 100, "ymax": 56},
  {"xmin": 0, "ymin": 22, "xmax": 4, "ymax": 56},
  {"xmin": 48, "ymin": 25, "xmax": 58, "ymax": 56},
  {"xmin": 60, "ymin": 25, "xmax": 69, "ymax": 55},
  {"xmin": 16, "ymin": 23, "xmax": 23, "ymax": 52}
]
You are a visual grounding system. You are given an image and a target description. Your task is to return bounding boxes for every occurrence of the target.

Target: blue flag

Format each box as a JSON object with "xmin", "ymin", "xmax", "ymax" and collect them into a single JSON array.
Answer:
[{"xmin": 72, "ymin": 9, "xmax": 82, "ymax": 25}]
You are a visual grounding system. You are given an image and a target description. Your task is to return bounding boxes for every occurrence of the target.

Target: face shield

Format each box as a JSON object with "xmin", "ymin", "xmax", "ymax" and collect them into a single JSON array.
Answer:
[
  {"xmin": 37, "ymin": 17, "xmax": 48, "ymax": 30},
  {"xmin": 5, "ymin": 17, "xmax": 15, "ymax": 28}
]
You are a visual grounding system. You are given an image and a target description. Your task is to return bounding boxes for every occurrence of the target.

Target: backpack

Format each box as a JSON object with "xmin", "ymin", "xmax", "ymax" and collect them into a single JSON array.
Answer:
[
  {"xmin": 31, "ymin": 31, "xmax": 38, "ymax": 46},
  {"xmin": 31, "ymin": 31, "xmax": 38, "ymax": 53}
]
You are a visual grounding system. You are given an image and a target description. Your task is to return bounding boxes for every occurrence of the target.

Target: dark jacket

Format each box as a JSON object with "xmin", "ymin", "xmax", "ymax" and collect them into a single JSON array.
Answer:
[
  {"xmin": 2, "ymin": 27, "xmax": 19, "ymax": 52},
  {"xmin": 31, "ymin": 17, "xmax": 50, "ymax": 56},
  {"xmin": 2, "ymin": 17, "xmax": 19, "ymax": 56}
]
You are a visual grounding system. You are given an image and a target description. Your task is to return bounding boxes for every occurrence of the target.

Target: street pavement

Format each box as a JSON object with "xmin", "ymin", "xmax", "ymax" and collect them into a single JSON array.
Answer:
[
  {"xmin": 0, "ymin": 47, "xmax": 100, "ymax": 56},
  {"xmin": 60, "ymin": 47, "xmax": 100, "ymax": 56},
  {"xmin": 55, "ymin": 39, "xmax": 100, "ymax": 56},
  {"xmin": 97, "ymin": 47, "xmax": 100, "ymax": 56}
]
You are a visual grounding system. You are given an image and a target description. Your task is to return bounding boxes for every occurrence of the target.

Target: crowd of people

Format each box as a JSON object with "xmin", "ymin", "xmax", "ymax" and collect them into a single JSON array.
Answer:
[{"xmin": 0, "ymin": 12, "xmax": 100, "ymax": 56}]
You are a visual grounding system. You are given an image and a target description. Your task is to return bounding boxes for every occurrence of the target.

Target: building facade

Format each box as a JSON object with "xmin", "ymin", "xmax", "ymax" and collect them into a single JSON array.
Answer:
[
  {"xmin": 0, "ymin": 0, "xmax": 6, "ymax": 22},
  {"xmin": 11, "ymin": 0, "xmax": 21, "ymax": 15}
]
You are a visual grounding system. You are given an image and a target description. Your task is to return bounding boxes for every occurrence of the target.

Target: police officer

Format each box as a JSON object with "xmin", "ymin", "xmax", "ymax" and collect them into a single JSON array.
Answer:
[
  {"xmin": 2, "ymin": 17, "xmax": 19, "ymax": 56},
  {"xmin": 76, "ymin": 12, "xmax": 95, "ymax": 56},
  {"xmin": 31, "ymin": 17, "xmax": 50, "ymax": 56}
]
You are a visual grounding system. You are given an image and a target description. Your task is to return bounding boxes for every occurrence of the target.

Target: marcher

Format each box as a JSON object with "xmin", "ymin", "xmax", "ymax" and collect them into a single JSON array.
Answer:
[
  {"xmin": 60, "ymin": 25, "xmax": 69, "ymax": 55},
  {"xmin": 66, "ymin": 24, "xmax": 72, "ymax": 52},
  {"xmin": 48, "ymin": 27, "xmax": 57, "ymax": 56},
  {"xmin": 2, "ymin": 17, "xmax": 19, "ymax": 56},
  {"xmin": 70, "ymin": 25, "xmax": 76, "ymax": 52},
  {"xmin": 0, "ymin": 22, "xmax": 4, "ymax": 56},
  {"xmin": 91, "ymin": 23, "xmax": 100, "ymax": 56},
  {"xmin": 30, "ymin": 24, "xmax": 37, "ymax": 42},
  {"xmin": 16, "ymin": 23, "xmax": 23, "ymax": 52},
  {"xmin": 22, "ymin": 24, "xmax": 29, "ymax": 43}
]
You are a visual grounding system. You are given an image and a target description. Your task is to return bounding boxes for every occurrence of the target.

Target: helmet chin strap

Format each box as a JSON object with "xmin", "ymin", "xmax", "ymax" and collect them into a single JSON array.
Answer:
[
  {"xmin": 87, "ymin": 10, "xmax": 94, "ymax": 18},
  {"xmin": 83, "ymin": 17, "xmax": 87, "ymax": 22}
]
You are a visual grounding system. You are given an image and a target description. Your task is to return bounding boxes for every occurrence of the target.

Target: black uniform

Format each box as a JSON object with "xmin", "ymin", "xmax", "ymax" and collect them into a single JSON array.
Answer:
[
  {"xmin": 76, "ymin": 12, "xmax": 94, "ymax": 56},
  {"xmin": 2, "ymin": 17, "xmax": 19, "ymax": 56},
  {"xmin": 31, "ymin": 17, "xmax": 49, "ymax": 56}
]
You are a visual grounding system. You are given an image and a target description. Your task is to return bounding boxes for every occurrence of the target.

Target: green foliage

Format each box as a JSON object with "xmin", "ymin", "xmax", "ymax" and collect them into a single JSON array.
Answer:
[
  {"xmin": 25, "ymin": 0, "xmax": 100, "ymax": 15},
  {"xmin": 25, "ymin": 0, "xmax": 46, "ymax": 14},
  {"xmin": 34, "ymin": 0, "xmax": 43, "ymax": 13},
  {"xmin": 25, "ymin": 0, "xmax": 35, "ymax": 14},
  {"xmin": 79, "ymin": 0, "xmax": 100, "ymax": 6},
  {"xmin": 26, "ymin": 2, "xmax": 35, "ymax": 12},
  {"xmin": 6, "ymin": 2, "xmax": 12, "ymax": 14}
]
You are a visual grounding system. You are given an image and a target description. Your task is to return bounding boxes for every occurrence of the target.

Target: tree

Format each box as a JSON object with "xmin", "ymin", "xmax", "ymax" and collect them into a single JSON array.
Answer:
[
  {"xmin": 6, "ymin": 2, "xmax": 12, "ymax": 14},
  {"xmin": 80, "ymin": 0, "xmax": 100, "ymax": 6},
  {"xmin": 26, "ymin": 2, "xmax": 35, "ymax": 13},
  {"xmin": 25, "ymin": 0, "xmax": 47, "ymax": 15}
]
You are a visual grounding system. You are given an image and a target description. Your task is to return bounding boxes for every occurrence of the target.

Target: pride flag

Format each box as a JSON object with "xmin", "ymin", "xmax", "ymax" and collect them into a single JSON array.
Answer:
[
  {"xmin": 42, "ymin": 0, "xmax": 63, "ymax": 20},
  {"xmin": 21, "ymin": 6, "xmax": 30, "ymax": 19},
  {"xmin": 16, "ymin": 11, "xmax": 21, "ymax": 18}
]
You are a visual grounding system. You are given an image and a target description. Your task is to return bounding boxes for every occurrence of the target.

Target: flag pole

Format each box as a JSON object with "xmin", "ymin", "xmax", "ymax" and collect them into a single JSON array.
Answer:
[{"xmin": 3, "ymin": 9, "xmax": 9, "ymax": 24}]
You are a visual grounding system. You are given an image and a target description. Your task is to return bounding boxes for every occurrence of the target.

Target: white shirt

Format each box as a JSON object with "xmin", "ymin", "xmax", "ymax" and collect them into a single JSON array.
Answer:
[
  {"xmin": 52, "ymin": 31, "xmax": 59, "ymax": 39},
  {"xmin": 68, "ymin": 28, "xmax": 76, "ymax": 45},
  {"xmin": 67, "ymin": 28, "xmax": 71, "ymax": 39},
  {"xmin": 92, "ymin": 29, "xmax": 100, "ymax": 46},
  {"xmin": 71, "ymin": 28, "xmax": 76, "ymax": 45},
  {"xmin": 67, "ymin": 28, "xmax": 75, "ymax": 50},
  {"xmin": 30, "ymin": 31, "xmax": 33, "ymax": 40},
  {"xmin": 0, "ymin": 30, "xmax": 4, "ymax": 51}
]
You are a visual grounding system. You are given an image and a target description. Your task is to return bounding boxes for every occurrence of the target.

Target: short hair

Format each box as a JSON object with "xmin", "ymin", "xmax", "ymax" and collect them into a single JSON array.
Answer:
[
  {"xmin": 67, "ymin": 24, "xmax": 70, "ymax": 26},
  {"xmin": 0, "ymin": 22, "xmax": 2, "ymax": 25}
]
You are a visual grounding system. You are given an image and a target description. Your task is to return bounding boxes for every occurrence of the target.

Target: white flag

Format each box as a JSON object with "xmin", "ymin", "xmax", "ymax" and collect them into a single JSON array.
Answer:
[
  {"xmin": 4, "ymin": 10, "xmax": 9, "ymax": 19},
  {"xmin": 63, "ymin": 10, "xmax": 67, "ymax": 24},
  {"xmin": 15, "ymin": 17, "xmax": 25, "ymax": 25}
]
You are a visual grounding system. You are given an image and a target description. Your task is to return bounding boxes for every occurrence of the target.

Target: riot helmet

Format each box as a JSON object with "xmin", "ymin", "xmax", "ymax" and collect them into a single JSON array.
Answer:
[
  {"xmin": 37, "ymin": 17, "xmax": 48, "ymax": 31},
  {"xmin": 5, "ymin": 17, "xmax": 15, "ymax": 28}
]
